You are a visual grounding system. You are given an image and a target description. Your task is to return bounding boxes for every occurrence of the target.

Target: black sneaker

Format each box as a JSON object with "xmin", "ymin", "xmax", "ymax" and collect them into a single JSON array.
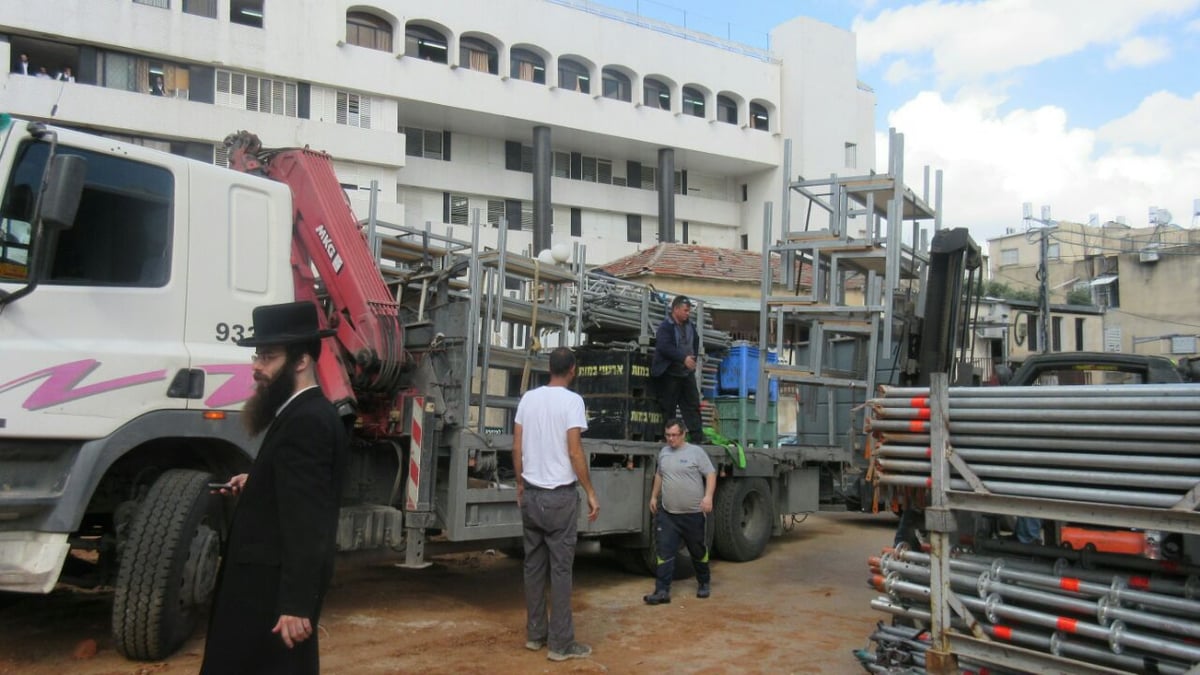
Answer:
[
  {"xmin": 643, "ymin": 590, "xmax": 671, "ymax": 605},
  {"xmin": 547, "ymin": 641, "xmax": 592, "ymax": 661},
  {"xmin": 697, "ymin": 582, "xmax": 711, "ymax": 599}
]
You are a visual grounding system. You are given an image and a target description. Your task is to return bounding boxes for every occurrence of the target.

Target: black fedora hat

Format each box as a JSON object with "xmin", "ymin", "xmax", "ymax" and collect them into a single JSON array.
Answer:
[{"xmin": 237, "ymin": 301, "xmax": 336, "ymax": 347}]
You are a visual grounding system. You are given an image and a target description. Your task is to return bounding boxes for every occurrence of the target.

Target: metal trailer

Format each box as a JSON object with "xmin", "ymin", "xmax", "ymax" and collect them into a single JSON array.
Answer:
[{"xmin": 864, "ymin": 376, "xmax": 1200, "ymax": 673}]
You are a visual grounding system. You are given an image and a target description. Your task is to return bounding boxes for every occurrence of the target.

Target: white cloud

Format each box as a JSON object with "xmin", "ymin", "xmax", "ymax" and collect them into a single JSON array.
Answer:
[
  {"xmin": 1106, "ymin": 36, "xmax": 1171, "ymax": 68},
  {"xmin": 883, "ymin": 58, "xmax": 919, "ymax": 84},
  {"xmin": 880, "ymin": 90, "xmax": 1200, "ymax": 246},
  {"xmin": 853, "ymin": 0, "xmax": 1199, "ymax": 84}
]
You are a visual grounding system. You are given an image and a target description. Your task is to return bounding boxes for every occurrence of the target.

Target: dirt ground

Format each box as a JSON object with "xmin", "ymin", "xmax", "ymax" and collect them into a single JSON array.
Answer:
[{"xmin": 0, "ymin": 512, "xmax": 896, "ymax": 674}]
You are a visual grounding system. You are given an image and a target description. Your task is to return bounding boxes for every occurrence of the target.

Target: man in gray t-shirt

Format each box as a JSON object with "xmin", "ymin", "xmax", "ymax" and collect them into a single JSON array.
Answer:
[{"xmin": 644, "ymin": 418, "xmax": 717, "ymax": 604}]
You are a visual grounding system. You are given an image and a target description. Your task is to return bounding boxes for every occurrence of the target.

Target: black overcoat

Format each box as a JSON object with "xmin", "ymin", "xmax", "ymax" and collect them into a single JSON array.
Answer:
[{"xmin": 201, "ymin": 387, "xmax": 348, "ymax": 675}]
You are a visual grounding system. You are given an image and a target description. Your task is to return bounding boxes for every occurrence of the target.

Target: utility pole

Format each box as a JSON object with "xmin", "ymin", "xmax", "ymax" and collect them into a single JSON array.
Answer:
[{"xmin": 1022, "ymin": 203, "xmax": 1053, "ymax": 353}]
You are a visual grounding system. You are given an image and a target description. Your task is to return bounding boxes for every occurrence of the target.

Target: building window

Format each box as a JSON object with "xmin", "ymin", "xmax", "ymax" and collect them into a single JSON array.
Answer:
[
  {"xmin": 1047, "ymin": 242, "xmax": 1061, "ymax": 260},
  {"xmin": 487, "ymin": 199, "xmax": 504, "ymax": 228},
  {"xmin": 1052, "ymin": 316, "xmax": 1062, "ymax": 352},
  {"xmin": 347, "ymin": 11, "xmax": 392, "ymax": 52},
  {"xmin": 510, "ymin": 48, "xmax": 545, "ymax": 84},
  {"xmin": 230, "ymin": 0, "xmax": 263, "ymax": 27},
  {"xmin": 447, "ymin": 194, "xmax": 468, "ymax": 225},
  {"xmin": 1026, "ymin": 314, "xmax": 1038, "ymax": 352},
  {"xmin": 626, "ymin": 214, "xmax": 642, "ymax": 243},
  {"xmin": 581, "ymin": 156, "xmax": 612, "ymax": 184},
  {"xmin": 404, "ymin": 127, "xmax": 445, "ymax": 160},
  {"xmin": 1000, "ymin": 248, "xmax": 1019, "ymax": 266},
  {"xmin": 570, "ymin": 208, "xmax": 581, "ymax": 237},
  {"xmin": 506, "ymin": 141, "xmax": 533, "ymax": 173},
  {"xmin": 1075, "ymin": 318, "xmax": 1085, "ymax": 351},
  {"xmin": 681, "ymin": 221, "xmax": 689, "ymax": 243},
  {"xmin": 336, "ymin": 91, "xmax": 371, "ymax": 128},
  {"xmin": 716, "ymin": 95, "xmax": 737, "ymax": 124},
  {"xmin": 740, "ymin": 234, "xmax": 749, "ymax": 250},
  {"xmin": 216, "ymin": 70, "xmax": 297, "ymax": 116},
  {"xmin": 601, "ymin": 68, "xmax": 631, "ymax": 102},
  {"xmin": 750, "ymin": 102, "xmax": 769, "ymax": 131},
  {"xmin": 553, "ymin": 151, "xmax": 571, "ymax": 178},
  {"xmin": 460, "ymin": 36, "xmax": 498, "ymax": 74},
  {"xmin": 845, "ymin": 142, "xmax": 857, "ymax": 168},
  {"xmin": 643, "ymin": 78, "xmax": 670, "ymax": 110},
  {"xmin": 406, "ymin": 24, "xmax": 448, "ymax": 62},
  {"xmin": 682, "ymin": 86, "xmax": 705, "ymax": 117},
  {"xmin": 183, "ymin": 0, "xmax": 216, "ymax": 18},
  {"xmin": 134, "ymin": 0, "xmax": 169, "ymax": 8},
  {"xmin": 558, "ymin": 58, "xmax": 590, "ymax": 94}
]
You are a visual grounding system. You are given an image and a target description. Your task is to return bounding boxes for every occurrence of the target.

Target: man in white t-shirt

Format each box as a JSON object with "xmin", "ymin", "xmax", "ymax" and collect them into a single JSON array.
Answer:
[{"xmin": 513, "ymin": 347, "xmax": 600, "ymax": 662}]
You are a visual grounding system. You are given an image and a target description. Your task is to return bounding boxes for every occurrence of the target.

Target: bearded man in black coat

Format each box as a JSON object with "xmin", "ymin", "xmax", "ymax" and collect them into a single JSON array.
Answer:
[{"xmin": 201, "ymin": 301, "xmax": 349, "ymax": 675}]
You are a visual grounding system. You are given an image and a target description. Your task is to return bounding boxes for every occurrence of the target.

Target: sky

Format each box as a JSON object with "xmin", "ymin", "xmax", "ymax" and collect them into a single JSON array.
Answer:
[{"xmin": 595, "ymin": 0, "xmax": 1200, "ymax": 247}]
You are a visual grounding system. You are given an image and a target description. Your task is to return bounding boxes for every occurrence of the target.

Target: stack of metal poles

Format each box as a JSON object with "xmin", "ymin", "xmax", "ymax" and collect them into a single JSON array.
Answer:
[
  {"xmin": 864, "ymin": 383, "xmax": 1200, "ymax": 511},
  {"xmin": 866, "ymin": 545, "xmax": 1200, "ymax": 673}
]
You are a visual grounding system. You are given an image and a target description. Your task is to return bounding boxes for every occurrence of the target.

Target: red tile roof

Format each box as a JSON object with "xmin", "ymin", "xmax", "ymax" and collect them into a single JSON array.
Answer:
[
  {"xmin": 600, "ymin": 243, "xmax": 784, "ymax": 283},
  {"xmin": 598, "ymin": 243, "xmax": 837, "ymax": 289}
]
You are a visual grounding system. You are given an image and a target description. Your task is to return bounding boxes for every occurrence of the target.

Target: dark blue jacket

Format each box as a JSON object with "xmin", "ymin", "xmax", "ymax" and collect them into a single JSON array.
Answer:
[{"xmin": 651, "ymin": 316, "xmax": 699, "ymax": 378}]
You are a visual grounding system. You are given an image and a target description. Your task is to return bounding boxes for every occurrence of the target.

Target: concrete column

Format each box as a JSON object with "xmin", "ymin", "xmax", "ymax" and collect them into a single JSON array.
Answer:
[
  {"xmin": 532, "ymin": 125, "xmax": 552, "ymax": 253},
  {"xmin": 657, "ymin": 148, "xmax": 675, "ymax": 243}
]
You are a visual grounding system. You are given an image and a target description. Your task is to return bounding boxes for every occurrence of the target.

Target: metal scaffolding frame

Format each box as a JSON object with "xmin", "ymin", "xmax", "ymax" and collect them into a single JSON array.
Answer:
[{"xmin": 758, "ymin": 129, "xmax": 940, "ymax": 448}]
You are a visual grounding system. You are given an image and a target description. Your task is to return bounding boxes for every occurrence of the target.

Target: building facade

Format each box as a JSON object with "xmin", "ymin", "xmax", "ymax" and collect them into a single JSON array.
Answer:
[
  {"xmin": 1, "ymin": 0, "xmax": 876, "ymax": 266},
  {"xmin": 988, "ymin": 221, "xmax": 1200, "ymax": 359}
]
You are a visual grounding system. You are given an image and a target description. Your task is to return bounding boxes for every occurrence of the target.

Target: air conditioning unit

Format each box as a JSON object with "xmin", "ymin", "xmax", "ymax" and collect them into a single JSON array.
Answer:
[{"xmin": 1139, "ymin": 246, "xmax": 1160, "ymax": 263}]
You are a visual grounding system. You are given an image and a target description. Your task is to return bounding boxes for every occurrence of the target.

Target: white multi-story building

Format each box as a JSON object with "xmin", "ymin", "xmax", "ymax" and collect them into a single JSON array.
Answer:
[{"xmin": 1, "ymin": 0, "xmax": 875, "ymax": 264}]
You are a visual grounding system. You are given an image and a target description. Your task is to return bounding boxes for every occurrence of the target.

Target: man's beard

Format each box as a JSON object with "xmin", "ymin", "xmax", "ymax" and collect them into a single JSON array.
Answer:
[{"xmin": 242, "ymin": 358, "xmax": 298, "ymax": 436}]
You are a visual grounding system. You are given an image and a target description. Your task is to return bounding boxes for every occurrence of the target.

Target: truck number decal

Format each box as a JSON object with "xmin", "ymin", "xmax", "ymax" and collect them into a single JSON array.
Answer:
[{"xmin": 215, "ymin": 323, "xmax": 252, "ymax": 342}]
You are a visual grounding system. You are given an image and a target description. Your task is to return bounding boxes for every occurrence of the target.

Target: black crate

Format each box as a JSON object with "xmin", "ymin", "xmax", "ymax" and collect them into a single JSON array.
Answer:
[
  {"xmin": 574, "ymin": 348, "xmax": 652, "ymax": 397},
  {"xmin": 582, "ymin": 395, "xmax": 664, "ymax": 442}
]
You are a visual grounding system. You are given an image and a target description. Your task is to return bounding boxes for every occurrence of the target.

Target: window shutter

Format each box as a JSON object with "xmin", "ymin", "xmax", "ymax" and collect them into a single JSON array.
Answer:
[
  {"xmin": 424, "ymin": 130, "xmax": 442, "ymax": 159},
  {"xmin": 487, "ymin": 200, "xmax": 504, "ymax": 227},
  {"xmin": 285, "ymin": 82, "xmax": 297, "ymax": 117},
  {"xmin": 553, "ymin": 151, "xmax": 570, "ymax": 178},
  {"xmin": 215, "ymin": 70, "xmax": 231, "ymax": 106},
  {"xmin": 597, "ymin": 159, "xmax": 612, "ymax": 185},
  {"xmin": 450, "ymin": 195, "xmax": 468, "ymax": 225},
  {"xmin": 360, "ymin": 96, "xmax": 372, "ymax": 129},
  {"xmin": 582, "ymin": 156, "xmax": 597, "ymax": 182},
  {"xmin": 336, "ymin": 91, "xmax": 348, "ymax": 125},
  {"xmin": 246, "ymin": 75, "xmax": 260, "ymax": 111},
  {"xmin": 405, "ymin": 128, "xmax": 422, "ymax": 157}
]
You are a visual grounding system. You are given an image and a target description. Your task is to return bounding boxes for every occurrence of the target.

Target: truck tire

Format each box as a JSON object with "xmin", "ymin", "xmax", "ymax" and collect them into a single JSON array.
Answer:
[
  {"xmin": 112, "ymin": 469, "xmax": 222, "ymax": 660},
  {"xmin": 713, "ymin": 477, "xmax": 773, "ymax": 562}
]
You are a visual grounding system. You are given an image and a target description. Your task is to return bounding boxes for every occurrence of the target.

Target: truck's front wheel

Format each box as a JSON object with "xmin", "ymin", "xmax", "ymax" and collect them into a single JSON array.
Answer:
[
  {"xmin": 112, "ymin": 469, "xmax": 222, "ymax": 660},
  {"xmin": 713, "ymin": 477, "xmax": 773, "ymax": 562}
]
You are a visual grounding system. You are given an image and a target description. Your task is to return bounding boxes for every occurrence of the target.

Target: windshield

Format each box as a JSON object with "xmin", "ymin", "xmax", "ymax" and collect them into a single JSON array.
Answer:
[
  {"xmin": 1028, "ymin": 365, "xmax": 1149, "ymax": 385},
  {"xmin": 0, "ymin": 140, "xmax": 174, "ymax": 286}
]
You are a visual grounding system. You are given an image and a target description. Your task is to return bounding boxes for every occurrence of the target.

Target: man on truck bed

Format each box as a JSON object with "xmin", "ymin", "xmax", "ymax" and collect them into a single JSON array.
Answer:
[
  {"xmin": 651, "ymin": 295, "xmax": 705, "ymax": 444},
  {"xmin": 201, "ymin": 301, "xmax": 349, "ymax": 675}
]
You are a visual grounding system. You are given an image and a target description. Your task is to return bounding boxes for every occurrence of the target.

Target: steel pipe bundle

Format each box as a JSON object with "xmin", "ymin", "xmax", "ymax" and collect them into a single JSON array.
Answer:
[
  {"xmin": 866, "ymin": 547, "xmax": 1200, "ymax": 672},
  {"xmin": 864, "ymin": 383, "xmax": 1200, "ymax": 513}
]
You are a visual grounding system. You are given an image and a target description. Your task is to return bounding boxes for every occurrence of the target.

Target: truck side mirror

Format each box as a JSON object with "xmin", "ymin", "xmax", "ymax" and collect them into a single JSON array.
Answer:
[{"xmin": 40, "ymin": 154, "xmax": 87, "ymax": 230}]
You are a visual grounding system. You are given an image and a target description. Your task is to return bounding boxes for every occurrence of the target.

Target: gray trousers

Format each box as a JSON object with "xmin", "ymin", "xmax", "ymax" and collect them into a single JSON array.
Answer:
[{"xmin": 521, "ymin": 483, "xmax": 579, "ymax": 651}]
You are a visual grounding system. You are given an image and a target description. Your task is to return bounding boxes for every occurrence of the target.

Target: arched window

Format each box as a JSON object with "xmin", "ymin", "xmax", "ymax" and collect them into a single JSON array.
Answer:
[
  {"xmin": 460, "ymin": 36, "xmax": 498, "ymax": 74},
  {"xmin": 601, "ymin": 67, "xmax": 631, "ymax": 102},
  {"xmin": 510, "ymin": 48, "xmax": 545, "ymax": 84},
  {"xmin": 558, "ymin": 58, "xmax": 589, "ymax": 94},
  {"xmin": 643, "ymin": 77, "xmax": 670, "ymax": 110},
  {"xmin": 717, "ymin": 95, "xmax": 737, "ymax": 124},
  {"xmin": 682, "ymin": 86, "xmax": 705, "ymax": 117},
  {"xmin": 405, "ymin": 24, "xmax": 447, "ymax": 63},
  {"xmin": 346, "ymin": 11, "xmax": 392, "ymax": 52},
  {"xmin": 750, "ymin": 102, "xmax": 770, "ymax": 131}
]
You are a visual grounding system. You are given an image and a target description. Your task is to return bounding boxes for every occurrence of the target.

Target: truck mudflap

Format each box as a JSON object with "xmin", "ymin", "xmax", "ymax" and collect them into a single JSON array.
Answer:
[{"xmin": 0, "ymin": 531, "xmax": 70, "ymax": 593}]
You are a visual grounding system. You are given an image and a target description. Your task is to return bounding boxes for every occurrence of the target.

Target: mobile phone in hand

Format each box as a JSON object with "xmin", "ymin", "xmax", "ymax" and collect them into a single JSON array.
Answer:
[{"xmin": 208, "ymin": 481, "xmax": 234, "ymax": 490}]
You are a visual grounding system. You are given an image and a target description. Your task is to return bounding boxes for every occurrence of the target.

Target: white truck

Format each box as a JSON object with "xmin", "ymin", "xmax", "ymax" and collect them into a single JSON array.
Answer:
[{"xmin": 0, "ymin": 116, "xmax": 822, "ymax": 660}]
